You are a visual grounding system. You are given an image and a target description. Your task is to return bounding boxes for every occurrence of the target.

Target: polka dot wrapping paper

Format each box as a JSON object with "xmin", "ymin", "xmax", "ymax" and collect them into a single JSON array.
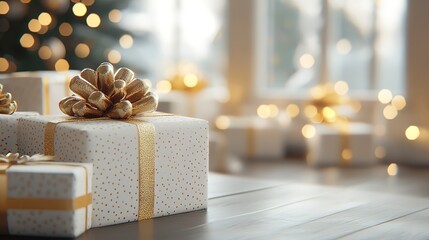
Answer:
[
  {"xmin": 0, "ymin": 112, "xmax": 39, "ymax": 155},
  {"xmin": 17, "ymin": 115, "xmax": 209, "ymax": 227},
  {"xmin": 4, "ymin": 163, "xmax": 93, "ymax": 237}
]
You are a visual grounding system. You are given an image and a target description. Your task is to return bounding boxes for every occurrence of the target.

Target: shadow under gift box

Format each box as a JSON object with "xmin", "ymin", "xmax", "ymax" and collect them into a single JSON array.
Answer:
[
  {"xmin": 2, "ymin": 163, "xmax": 92, "ymax": 237},
  {"xmin": 17, "ymin": 115, "xmax": 209, "ymax": 227},
  {"xmin": 0, "ymin": 71, "xmax": 78, "ymax": 115},
  {"xmin": 0, "ymin": 112, "xmax": 39, "ymax": 154}
]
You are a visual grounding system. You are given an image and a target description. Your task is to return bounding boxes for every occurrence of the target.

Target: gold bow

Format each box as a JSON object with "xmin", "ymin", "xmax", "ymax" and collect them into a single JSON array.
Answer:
[
  {"xmin": 0, "ymin": 84, "xmax": 17, "ymax": 115},
  {"xmin": 0, "ymin": 153, "xmax": 55, "ymax": 165},
  {"xmin": 59, "ymin": 62, "xmax": 158, "ymax": 119}
]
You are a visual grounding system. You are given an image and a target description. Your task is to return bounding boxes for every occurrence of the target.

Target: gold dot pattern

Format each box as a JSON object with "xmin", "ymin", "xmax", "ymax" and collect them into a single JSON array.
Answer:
[
  {"xmin": 6, "ymin": 164, "xmax": 93, "ymax": 237},
  {"xmin": 17, "ymin": 115, "xmax": 208, "ymax": 227},
  {"xmin": 0, "ymin": 112, "xmax": 38, "ymax": 154}
]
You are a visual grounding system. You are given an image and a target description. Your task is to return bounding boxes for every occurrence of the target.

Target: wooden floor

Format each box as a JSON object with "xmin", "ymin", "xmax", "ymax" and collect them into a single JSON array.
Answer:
[{"xmin": 5, "ymin": 159, "xmax": 429, "ymax": 239}]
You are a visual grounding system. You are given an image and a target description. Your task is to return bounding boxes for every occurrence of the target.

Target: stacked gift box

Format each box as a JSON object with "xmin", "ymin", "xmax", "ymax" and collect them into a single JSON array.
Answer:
[{"xmin": 0, "ymin": 63, "xmax": 209, "ymax": 237}]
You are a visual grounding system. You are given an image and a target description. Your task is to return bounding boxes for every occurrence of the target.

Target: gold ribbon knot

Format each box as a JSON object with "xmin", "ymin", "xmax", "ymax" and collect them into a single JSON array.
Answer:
[
  {"xmin": 0, "ymin": 84, "xmax": 17, "ymax": 115},
  {"xmin": 59, "ymin": 62, "xmax": 158, "ymax": 119}
]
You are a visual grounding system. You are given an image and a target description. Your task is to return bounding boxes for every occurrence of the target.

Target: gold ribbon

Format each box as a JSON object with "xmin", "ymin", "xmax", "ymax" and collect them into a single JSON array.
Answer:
[
  {"xmin": 43, "ymin": 112, "xmax": 173, "ymax": 220},
  {"xmin": 0, "ymin": 84, "xmax": 17, "ymax": 115},
  {"xmin": 0, "ymin": 154, "xmax": 92, "ymax": 234},
  {"xmin": 43, "ymin": 78, "xmax": 51, "ymax": 115}
]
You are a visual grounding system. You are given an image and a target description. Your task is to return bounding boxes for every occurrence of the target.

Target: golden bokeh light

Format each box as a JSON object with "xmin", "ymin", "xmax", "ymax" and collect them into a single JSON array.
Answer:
[
  {"xmin": 302, "ymin": 124, "xmax": 316, "ymax": 139},
  {"xmin": 391, "ymin": 95, "xmax": 406, "ymax": 111},
  {"xmin": 108, "ymin": 9, "xmax": 122, "ymax": 23},
  {"xmin": 215, "ymin": 115, "xmax": 231, "ymax": 130},
  {"xmin": 304, "ymin": 105, "xmax": 318, "ymax": 119},
  {"xmin": 156, "ymin": 80, "xmax": 172, "ymax": 93},
  {"xmin": 20, "ymin": 33, "xmax": 35, "ymax": 48},
  {"xmin": 55, "ymin": 59, "xmax": 69, "ymax": 71},
  {"xmin": 86, "ymin": 13, "xmax": 101, "ymax": 28},
  {"xmin": 75, "ymin": 43, "xmax": 90, "ymax": 58},
  {"xmin": 378, "ymin": 89, "xmax": 393, "ymax": 104},
  {"xmin": 299, "ymin": 54, "xmax": 315, "ymax": 69},
  {"xmin": 82, "ymin": 0, "xmax": 95, "ymax": 6},
  {"xmin": 383, "ymin": 105, "xmax": 398, "ymax": 120},
  {"xmin": 107, "ymin": 50, "xmax": 121, "ymax": 64},
  {"xmin": 72, "ymin": 2, "xmax": 87, "ymax": 17},
  {"xmin": 405, "ymin": 125, "xmax": 420, "ymax": 140},
  {"xmin": 374, "ymin": 146, "xmax": 386, "ymax": 159},
  {"xmin": 334, "ymin": 81, "xmax": 349, "ymax": 95},
  {"xmin": 336, "ymin": 39, "xmax": 352, "ymax": 54},
  {"xmin": 387, "ymin": 163, "xmax": 398, "ymax": 176},
  {"xmin": 268, "ymin": 104, "xmax": 279, "ymax": 118},
  {"xmin": 341, "ymin": 148, "xmax": 353, "ymax": 160},
  {"xmin": 21, "ymin": 0, "xmax": 31, "ymax": 3},
  {"xmin": 38, "ymin": 26, "xmax": 48, "ymax": 34},
  {"xmin": 38, "ymin": 46, "xmax": 52, "ymax": 60},
  {"xmin": 59, "ymin": 22, "xmax": 73, "ymax": 36},
  {"xmin": 28, "ymin": 19, "xmax": 42, "ymax": 32},
  {"xmin": 322, "ymin": 107, "xmax": 336, "ymax": 121},
  {"xmin": 0, "ymin": 1, "xmax": 9, "ymax": 15},
  {"xmin": 0, "ymin": 57, "xmax": 9, "ymax": 72},
  {"xmin": 184, "ymin": 74, "xmax": 198, "ymax": 88},
  {"xmin": 257, "ymin": 104, "xmax": 270, "ymax": 119},
  {"xmin": 38, "ymin": 12, "xmax": 52, "ymax": 26},
  {"xmin": 119, "ymin": 34, "xmax": 133, "ymax": 49},
  {"xmin": 286, "ymin": 104, "xmax": 300, "ymax": 118}
]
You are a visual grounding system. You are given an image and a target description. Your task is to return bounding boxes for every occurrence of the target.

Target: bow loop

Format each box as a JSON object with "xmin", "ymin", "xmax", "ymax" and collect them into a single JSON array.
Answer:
[
  {"xmin": 0, "ymin": 83, "xmax": 18, "ymax": 115},
  {"xmin": 0, "ymin": 153, "xmax": 55, "ymax": 165}
]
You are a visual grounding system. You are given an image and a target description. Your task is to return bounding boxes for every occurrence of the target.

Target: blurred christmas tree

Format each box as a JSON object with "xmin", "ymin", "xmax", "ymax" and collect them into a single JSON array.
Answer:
[{"xmin": 0, "ymin": 0, "xmax": 145, "ymax": 73}]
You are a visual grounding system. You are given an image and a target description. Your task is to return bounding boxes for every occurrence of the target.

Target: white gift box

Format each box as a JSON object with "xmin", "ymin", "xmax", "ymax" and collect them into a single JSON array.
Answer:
[
  {"xmin": 219, "ymin": 116, "xmax": 284, "ymax": 159},
  {"xmin": 2, "ymin": 162, "xmax": 92, "ymax": 237},
  {"xmin": 0, "ymin": 71, "xmax": 78, "ymax": 115},
  {"xmin": 0, "ymin": 112, "xmax": 39, "ymax": 154},
  {"xmin": 17, "ymin": 114, "xmax": 208, "ymax": 227},
  {"xmin": 306, "ymin": 122, "xmax": 375, "ymax": 167}
]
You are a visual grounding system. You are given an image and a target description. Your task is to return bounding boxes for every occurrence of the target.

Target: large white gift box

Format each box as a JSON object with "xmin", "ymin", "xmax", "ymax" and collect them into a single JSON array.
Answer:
[
  {"xmin": 0, "ymin": 112, "xmax": 39, "ymax": 154},
  {"xmin": 0, "ymin": 71, "xmax": 78, "ymax": 115},
  {"xmin": 17, "ymin": 114, "xmax": 209, "ymax": 227},
  {"xmin": 306, "ymin": 122, "xmax": 375, "ymax": 167},
  {"xmin": 1, "ymin": 162, "xmax": 92, "ymax": 237}
]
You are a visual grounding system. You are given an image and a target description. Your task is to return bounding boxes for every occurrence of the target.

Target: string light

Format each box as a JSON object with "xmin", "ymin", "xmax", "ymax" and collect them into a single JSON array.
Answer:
[
  {"xmin": 20, "ymin": 34, "xmax": 35, "ymax": 48},
  {"xmin": 108, "ymin": 9, "xmax": 122, "ymax": 23},
  {"xmin": 156, "ymin": 80, "xmax": 172, "ymax": 93},
  {"xmin": 28, "ymin": 19, "xmax": 42, "ymax": 33},
  {"xmin": 38, "ymin": 46, "xmax": 52, "ymax": 60},
  {"xmin": 55, "ymin": 59, "xmax": 69, "ymax": 71},
  {"xmin": 387, "ymin": 163, "xmax": 398, "ymax": 176},
  {"xmin": 286, "ymin": 104, "xmax": 300, "ymax": 118},
  {"xmin": 334, "ymin": 81, "xmax": 349, "ymax": 95},
  {"xmin": 107, "ymin": 50, "xmax": 121, "ymax": 64},
  {"xmin": 0, "ymin": 1, "xmax": 9, "ymax": 15},
  {"xmin": 378, "ymin": 89, "xmax": 393, "ymax": 104},
  {"xmin": 72, "ymin": 2, "xmax": 87, "ymax": 17},
  {"xmin": 38, "ymin": 12, "xmax": 52, "ymax": 26},
  {"xmin": 299, "ymin": 54, "xmax": 315, "ymax": 69},
  {"xmin": 119, "ymin": 34, "xmax": 133, "ymax": 49},
  {"xmin": 0, "ymin": 57, "xmax": 9, "ymax": 72},
  {"xmin": 86, "ymin": 13, "xmax": 101, "ymax": 28},
  {"xmin": 405, "ymin": 125, "xmax": 420, "ymax": 140},
  {"xmin": 215, "ymin": 115, "xmax": 231, "ymax": 130},
  {"xmin": 75, "ymin": 43, "xmax": 90, "ymax": 58},
  {"xmin": 183, "ymin": 74, "xmax": 198, "ymax": 88},
  {"xmin": 302, "ymin": 124, "xmax": 316, "ymax": 139},
  {"xmin": 59, "ymin": 22, "xmax": 73, "ymax": 36}
]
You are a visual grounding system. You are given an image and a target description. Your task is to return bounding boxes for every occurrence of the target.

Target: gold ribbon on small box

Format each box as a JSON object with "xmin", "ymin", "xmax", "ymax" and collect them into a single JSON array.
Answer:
[
  {"xmin": 48, "ymin": 62, "xmax": 173, "ymax": 220},
  {"xmin": 0, "ymin": 84, "xmax": 17, "ymax": 115},
  {"xmin": 0, "ymin": 153, "xmax": 92, "ymax": 235}
]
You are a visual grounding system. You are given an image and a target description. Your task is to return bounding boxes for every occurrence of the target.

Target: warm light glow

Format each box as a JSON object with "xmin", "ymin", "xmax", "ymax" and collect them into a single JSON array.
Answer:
[
  {"xmin": 156, "ymin": 80, "xmax": 172, "ymax": 93},
  {"xmin": 184, "ymin": 74, "xmax": 198, "ymax": 88},
  {"xmin": 55, "ymin": 59, "xmax": 69, "ymax": 71},
  {"xmin": 374, "ymin": 124, "xmax": 386, "ymax": 136},
  {"xmin": 38, "ymin": 12, "xmax": 52, "ymax": 26},
  {"xmin": 75, "ymin": 43, "xmax": 90, "ymax": 58},
  {"xmin": 387, "ymin": 163, "xmax": 398, "ymax": 176},
  {"xmin": 299, "ymin": 54, "xmax": 315, "ymax": 69},
  {"xmin": 119, "ymin": 34, "xmax": 133, "ymax": 49},
  {"xmin": 38, "ymin": 46, "xmax": 52, "ymax": 60},
  {"xmin": 391, "ymin": 95, "xmax": 406, "ymax": 111},
  {"xmin": 0, "ymin": 57, "xmax": 9, "ymax": 72},
  {"xmin": 59, "ymin": 22, "xmax": 73, "ymax": 36},
  {"xmin": 0, "ymin": 1, "xmax": 9, "ymax": 15},
  {"xmin": 383, "ymin": 105, "xmax": 398, "ymax": 120},
  {"xmin": 20, "ymin": 33, "xmax": 35, "ymax": 48},
  {"xmin": 28, "ymin": 19, "xmax": 42, "ymax": 32},
  {"xmin": 107, "ymin": 50, "xmax": 121, "ymax": 64},
  {"xmin": 405, "ymin": 125, "xmax": 420, "ymax": 140},
  {"xmin": 82, "ymin": 0, "xmax": 95, "ymax": 6},
  {"xmin": 304, "ymin": 105, "xmax": 318, "ymax": 118},
  {"xmin": 334, "ymin": 81, "xmax": 349, "ymax": 95},
  {"xmin": 352, "ymin": 101, "xmax": 362, "ymax": 112},
  {"xmin": 72, "ymin": 2, "xmax": 87, "ymax": 17},
  {"xmin": 374, "ymin": 146, "xmax": 386, "ymax": 159},
  {"xmin": 378, "ymin": 89, "xmax": 393, "ymax": 104},
  {"xmin": 215, "ymin": 115, "xmax": 231, "ymax": 130},
  {"xmin": 302, "ymin": 124, "xmax": 316, "ymax": 139},
  {"xmin": 286, "ymin": 104, "xmax": 300, "ymax": 118},
  {"xmin": 108, "ymin": 9, "xmax": 122, "ymax": 23},
  {"xmin": 268, "ymin": 104, "xmax": 279, "ymax": 118},
  {"xmin": 257, "ymin": 105, "xmax": 270, "ymax": 119},
  {"xmin": 86, "ymin": 13, "xmax": 101, "ymax": 28},
  {"xmin": 21, "ymin": 0, "xmax": 31, "ymax": 3},
  {"xmin": 341, "ymin": 148, "xmax": 353, "ymax": 160},
  {"xmin": 38, "ymin": 26, "xmax": 48, "ymax": 34},
  {"xmin": 336, "ymin": 39, "xmax": 352, "ymax": 54},
  {"xmin": 322, "ymin": 107, "xmax": 336, "ymax": 121}
]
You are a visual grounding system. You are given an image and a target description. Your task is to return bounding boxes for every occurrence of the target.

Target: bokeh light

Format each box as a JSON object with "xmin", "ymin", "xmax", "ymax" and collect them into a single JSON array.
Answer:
[
  {"xmin": 387, "ymin": 163, "xmax": 398, "ymax": 176},
  {"xmin": 86, "ymin": 13, "xmax": 101, "ymax": 28},
  {"xmin": 405, "ymin": 125, "xmax": 420, "ymax": 140},
  {"xmin": 55, "ymin": 59, "xmax": 69, "ymax": 71},
  {"xmin": 75, "ymin": 43, "xmax": 90, "ymax": 58},
  {"xmin": 215, "ymin": 115, "xmax": 231, "ymax": 130},
  {"xmin": 299, "ymin": 54, "xmax": 315, "ymax": 69},
  {"xmin": 72, "ymin": 2, "xmax": 87, "ymax": 17},
  {"xmin": 286, "ymin": 104, "xmax": 300, "ymax": 118},
  {"xmin": 59, "ymin": 22, "xmax": 73, "ymax": 36},
  {"xmin": 119, "ymin": 34, "xmax": 133, "ymax": 49},
  {"xmin": 156, "ymin": 80, "xmax": 172, "ymax": 93},
  {"xmin": 378, "ymin": 89, "xmax": 393, "ymax": 104}
]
